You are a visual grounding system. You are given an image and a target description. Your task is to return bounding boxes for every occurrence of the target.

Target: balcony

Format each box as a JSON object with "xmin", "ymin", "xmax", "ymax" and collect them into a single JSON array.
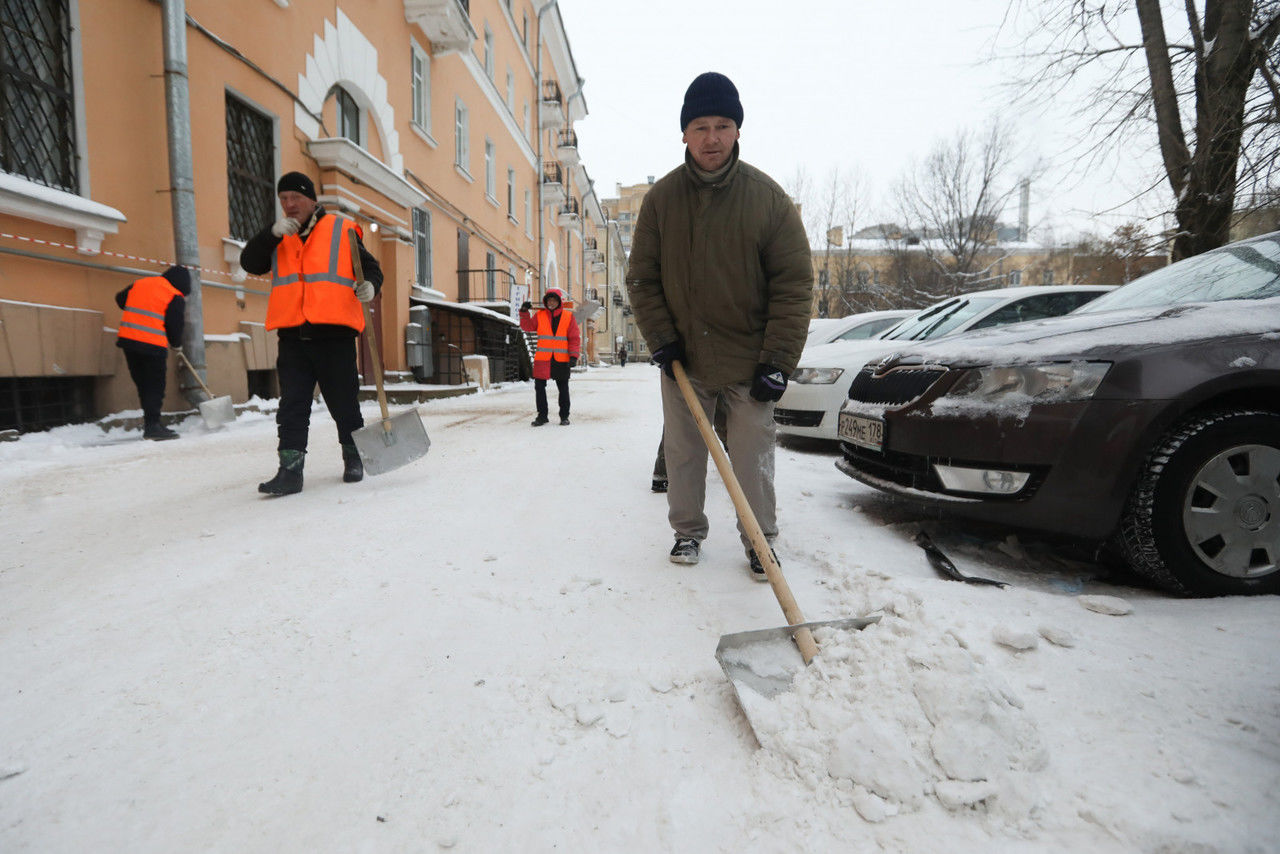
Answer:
[
  {"xmin": 555, "ymin": 128, "xmax": 579, "ymax": 167},
  {"xmin": 583, "ymin": 236, "xmax": 600, "ymax": 262},
  {"xmin": 557, "ymin": 197, "xmax": 580, "ymax": 230},
  {"xmin": 540, "ymin": 79, "xmax": 565, "ymax": 126},
  {"xmin": 591, "ymin": 260, "xmax": 606, "ymax": 273},
  {"xmin": 403, "ymin": 0, "xmax": 476, "ymax": 56},
  {"xmin": 541, "ymin": 162, "xmax": 565, "ymax": 206}
]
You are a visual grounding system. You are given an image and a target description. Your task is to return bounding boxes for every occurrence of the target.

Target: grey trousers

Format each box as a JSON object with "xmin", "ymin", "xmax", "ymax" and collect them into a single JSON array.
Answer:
[{"xmin": 659, "ymin": 373, "xmax": 777, "ymax": 555}]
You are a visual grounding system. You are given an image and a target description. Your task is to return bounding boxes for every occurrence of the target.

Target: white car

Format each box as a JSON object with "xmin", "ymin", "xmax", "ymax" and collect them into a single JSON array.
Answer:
[
  {"xmin": 806, "ymin": 309, "xmax": 914, "ymax": 346},
  {"xmin": 775, "ymin": 285, "xmax": 1115, "ymax": 441}
]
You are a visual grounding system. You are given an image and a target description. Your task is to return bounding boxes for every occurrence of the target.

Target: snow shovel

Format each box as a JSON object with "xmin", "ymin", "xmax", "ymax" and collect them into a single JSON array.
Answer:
[
  {"xmin": 670, "ymin": 361, "xmax": 878, "ymax": 736},
  {"xmin": 347, "ymin": 230, "xmax": 431, "ymax": 476},
  {"xmin": 175, "ymin": 349, "xmax": 235, "ymax": 429}
]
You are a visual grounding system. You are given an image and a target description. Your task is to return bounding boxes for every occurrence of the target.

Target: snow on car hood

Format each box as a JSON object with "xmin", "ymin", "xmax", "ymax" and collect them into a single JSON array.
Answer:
[
  {"xmin": 797, "ymin": 337, "xmax": 904, "ymax": 370},
  {"xmin": 875, "ymin": 299, "xmax": 1280, "ymax": 369}
]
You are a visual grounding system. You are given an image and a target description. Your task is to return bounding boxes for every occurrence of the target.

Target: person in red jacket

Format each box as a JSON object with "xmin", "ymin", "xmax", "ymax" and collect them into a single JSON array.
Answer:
[
  {"xmin": 518, "ymin": 288, "xmax": 580, "ymax": 426},
  {"xmin": 115, "ymin": 265, "xmax": 190, "ymax": 440}
]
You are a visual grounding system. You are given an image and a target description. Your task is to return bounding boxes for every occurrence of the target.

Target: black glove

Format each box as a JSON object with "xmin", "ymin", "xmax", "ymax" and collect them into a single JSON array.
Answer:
[
  {"xmin": 749, "ymin": 363, "xmax": 789, "ymax": 402},
  {"xmin": 650, "ymin": 340, "xmax": 684, "ymax": 380},
  {"xmin": 520, "ymin": 301, "xmax": 533, "ymax": 312},
  {"xmin": 570, "ymin": 356, "xmax": 578, "ymax": 368}
]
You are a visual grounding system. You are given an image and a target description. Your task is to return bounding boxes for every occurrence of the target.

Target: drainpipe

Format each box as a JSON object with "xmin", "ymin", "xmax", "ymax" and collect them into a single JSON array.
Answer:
[
  {"xmin": 535, "ymin": 0, "xmax": 558, "ymax": 297},
  {"xmin": 564, "ymin": 81, "xmax": 585, "ymax": 300},
  {"xmin": 161, "ymin": 0, "xmax": 208, "ymax": 403}
]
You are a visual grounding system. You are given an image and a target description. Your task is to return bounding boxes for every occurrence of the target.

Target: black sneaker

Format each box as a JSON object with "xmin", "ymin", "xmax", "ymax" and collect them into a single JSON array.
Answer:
[
  {"xmin": 560, "ymin": 416, "xmax": 570, "ymax": 425},
  {"xmin": 651, "ymin": 478, "xmax": 668, "ymax": 493},
  {"xmin": 532, "ymin": 415, "xmax": 550, "ymax": 426},
  {"xmin": 669, "ymin": 537, "xmax": 700, "ymax": 564},
  {"xmin": 748, "ymin": 548, "xmax": 778, "ymax": 582}
]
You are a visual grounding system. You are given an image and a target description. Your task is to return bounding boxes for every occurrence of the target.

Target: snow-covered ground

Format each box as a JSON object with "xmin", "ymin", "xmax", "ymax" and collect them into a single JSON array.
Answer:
[{"xmin": 2, "ymin": 366, "xmax": 1277, "ymax": 853}]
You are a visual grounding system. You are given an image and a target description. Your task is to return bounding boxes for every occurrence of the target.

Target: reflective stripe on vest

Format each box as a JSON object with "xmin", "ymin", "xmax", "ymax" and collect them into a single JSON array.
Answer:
[
  {"xmin": 118, "ymin": 276, "xmax": 180, "ymax": 349},
  {"xmin": 266, "ymin": 214, "xmax": 365, "ymax": 331},
  {"xmin": 534, "ymin": 310, "xmax": 572, "ymax": 362}
]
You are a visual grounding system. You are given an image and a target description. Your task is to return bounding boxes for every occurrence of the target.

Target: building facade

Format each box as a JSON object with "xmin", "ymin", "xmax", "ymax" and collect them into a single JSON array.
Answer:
[{"xmin": 0, "ymin": 0, "xmax": 600, "ymax": 432}]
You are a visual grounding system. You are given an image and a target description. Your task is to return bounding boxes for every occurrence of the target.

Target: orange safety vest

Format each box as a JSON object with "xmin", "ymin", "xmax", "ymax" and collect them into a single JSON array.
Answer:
[
  {"xmin": 267, "ymin": 213, "xmax": 365, "ymax": 331},
  {"xmin": 535, "ymin": 310, "xmax": 573, "ymax": 363},
  {"xmin": 117, "ymin": 276, "xmax": 181, "ymax": 349}
]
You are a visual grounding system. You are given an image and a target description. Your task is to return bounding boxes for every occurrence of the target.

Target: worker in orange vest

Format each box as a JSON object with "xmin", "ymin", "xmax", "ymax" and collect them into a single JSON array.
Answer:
[
  {"xmin": 115, "ymin": 265, "xmax": 190, "ymax": 440},
  {"xmin": 518, "ymin": 288, "xmax": 580, "ymax": 426},
  {"xmin": 239, "ymin": 171, "xmax": 382, "ymax": 495}
]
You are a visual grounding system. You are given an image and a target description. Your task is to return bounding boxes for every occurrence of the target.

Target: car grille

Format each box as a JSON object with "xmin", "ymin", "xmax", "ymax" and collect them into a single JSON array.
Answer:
[
  {"xmin": 774, "ymin": 408, "xmax": 823, "ymax": 427},
  {"xmin": 847, "ymin": 366, "xmax": 946, "ymax": 405}
]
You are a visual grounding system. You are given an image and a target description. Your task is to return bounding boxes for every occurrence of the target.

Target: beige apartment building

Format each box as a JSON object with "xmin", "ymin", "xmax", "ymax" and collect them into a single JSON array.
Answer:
[{"xmin": 0, "ymin": 0, "xmax": 603, "ymax": 432}]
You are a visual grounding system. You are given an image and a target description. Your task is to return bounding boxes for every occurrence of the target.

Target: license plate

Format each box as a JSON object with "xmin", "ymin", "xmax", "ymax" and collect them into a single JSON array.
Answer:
[{"xmin": 839, "ymin": 412, "xmax": 884, "ymax": 451}]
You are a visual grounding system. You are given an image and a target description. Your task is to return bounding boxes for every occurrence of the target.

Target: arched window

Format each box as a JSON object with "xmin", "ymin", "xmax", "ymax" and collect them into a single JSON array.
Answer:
[{"xmin": 328, "ymin": 85, "xmax": 360, "ymax": 146}]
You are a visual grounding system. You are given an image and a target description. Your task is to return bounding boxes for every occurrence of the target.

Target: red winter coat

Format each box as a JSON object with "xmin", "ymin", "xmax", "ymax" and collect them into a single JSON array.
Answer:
[{"xmin": 520, "ymin": 307, "xmax": 580, "ymax": 380}]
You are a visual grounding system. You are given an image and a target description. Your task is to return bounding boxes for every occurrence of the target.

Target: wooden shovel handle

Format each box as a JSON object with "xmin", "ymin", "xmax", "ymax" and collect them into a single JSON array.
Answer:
[
  {"xmin": 175, "ymin": 348, "xmax": 215, "ymax": 398},
  {"xmin": 348, "ymin": 229, "xmax": 391, "ymax": 427},
  {"xmin": 671, "ymin": 360, "xmax": 818, "ymax": 664}
]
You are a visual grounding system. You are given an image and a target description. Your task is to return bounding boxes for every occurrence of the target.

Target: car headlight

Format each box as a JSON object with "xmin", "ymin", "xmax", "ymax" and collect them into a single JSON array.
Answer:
[
  {"xmin": 946, "ymin": 361, "xmax": 1111, "ymax": 402},
  {"xmin": 791, "ymin": 367, "xmax": 845, "ymax": 384}
]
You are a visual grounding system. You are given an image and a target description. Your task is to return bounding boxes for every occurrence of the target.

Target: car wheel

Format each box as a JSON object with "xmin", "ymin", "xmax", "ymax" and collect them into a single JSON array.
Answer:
[{"xmin": 1119, "ymin": 410, "xmax": 1280, "ymax": 596}]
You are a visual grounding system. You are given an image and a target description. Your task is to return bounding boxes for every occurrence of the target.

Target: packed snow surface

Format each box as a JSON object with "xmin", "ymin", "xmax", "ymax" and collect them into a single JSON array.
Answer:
[{"xmin": 1, "ymin": 366, "xmax": 1277, "ymax": 852}]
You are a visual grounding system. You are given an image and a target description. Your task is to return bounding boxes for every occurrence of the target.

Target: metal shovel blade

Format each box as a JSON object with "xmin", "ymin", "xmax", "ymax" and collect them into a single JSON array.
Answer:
[
  {"xmin": 716, "ymin": 616, "xmax": 881, "ymax": 739},
  {"xmin": 351, "ymin": 407, "xmax": 431, "ymax": 476},
  {"xmin": 197, "ymin": 395, "xmax": 236, "ymax": 430}
]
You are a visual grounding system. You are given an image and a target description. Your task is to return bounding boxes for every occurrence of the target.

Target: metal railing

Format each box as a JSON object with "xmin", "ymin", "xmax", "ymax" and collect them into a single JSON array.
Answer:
[
  {"xmin": 556, "ymin": 128, "xmax": 577, "ymax": 149},
  {"xmin": 541, "ymin": 161, "xmax": 563, "ymax": 185},
  {"xmin": 456, "ymin": 268, "xmax": 517, "ymax": 304}
]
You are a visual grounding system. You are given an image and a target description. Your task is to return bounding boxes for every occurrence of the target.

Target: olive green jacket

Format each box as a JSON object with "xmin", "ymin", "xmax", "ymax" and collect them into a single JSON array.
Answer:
[{"xmin": 625, "ymin": 146, "xmax": 813, "ymax": 387}]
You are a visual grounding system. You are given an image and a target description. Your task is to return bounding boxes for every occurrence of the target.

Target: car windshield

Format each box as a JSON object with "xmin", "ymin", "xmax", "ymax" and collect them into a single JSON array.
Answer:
[
  {"xmin": 879, "ymin": 296, "xmax": 1004, "ymax": 341},
  {"xmin": 1077, "ymin": 234, "xmax": 1280, "ymax": 313},
  {"xmin": 834, "ymin": 315, "xmax": 904, "ymax": 341}
]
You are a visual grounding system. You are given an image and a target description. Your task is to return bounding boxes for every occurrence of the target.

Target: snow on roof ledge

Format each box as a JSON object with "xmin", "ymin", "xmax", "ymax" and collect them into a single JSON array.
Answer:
[{"xmin": 0, "ymin": 171, "xmax": 126, "ymax": 255}]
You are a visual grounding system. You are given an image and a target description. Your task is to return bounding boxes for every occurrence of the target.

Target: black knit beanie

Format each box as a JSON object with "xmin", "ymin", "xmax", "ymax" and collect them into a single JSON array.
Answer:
[
  {"xmin": 680, "ymin": 72, "xmax": 743, "ymax": 131},
  {"xmin": 276, "ymin": 171, "xmax": 317, "ymax": 200}
]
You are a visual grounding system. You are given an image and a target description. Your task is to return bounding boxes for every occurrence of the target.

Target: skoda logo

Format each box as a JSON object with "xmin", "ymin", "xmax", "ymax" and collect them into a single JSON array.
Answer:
[{"xmin": 873, "ymin": 353, "xmax": 901, "ymax": 376}]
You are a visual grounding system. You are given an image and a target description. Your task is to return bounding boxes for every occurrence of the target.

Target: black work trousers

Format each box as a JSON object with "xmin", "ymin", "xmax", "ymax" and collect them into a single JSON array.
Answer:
[
  {"xmin": 534, "ymin": 377, "xmax": 570, "ymax": 420},
  {"xmin": 275, "ymin": 334, "xmax": 363, "ymax": 452},
  {"xmin": 124, "ymin": 349, "xmax": 168, "ymax": 425}
]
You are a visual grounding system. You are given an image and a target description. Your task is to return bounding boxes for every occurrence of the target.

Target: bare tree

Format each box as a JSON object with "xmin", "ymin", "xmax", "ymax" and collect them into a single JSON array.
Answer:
[
  {"xmin": 893, "ymin": 122, "xmax": 1024, "ymax": 295},
  {"xmin": 789, "ymin": 166, "xmax": 869, "ymax": 317},
  {"xmin": 1068, "ymin": 222, "xmax": 1170, "ymax": 283},
  {"xmin": 1006, "ymin": 0, "xmax": 1280, "ymax": 260}
]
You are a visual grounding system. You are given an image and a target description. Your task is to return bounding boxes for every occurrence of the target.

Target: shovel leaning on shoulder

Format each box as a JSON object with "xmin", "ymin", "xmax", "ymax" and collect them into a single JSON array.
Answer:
[
  {"xmin": 346, "ymin": 229, "xmax": 431, "ymax": 475},
  {"xmin": 175, "ymin": 349, "xmax": 236, "ymax": 429},
  {"xmin": 670, "ymin": 360, "xmax": 879, "ymax": 742}
]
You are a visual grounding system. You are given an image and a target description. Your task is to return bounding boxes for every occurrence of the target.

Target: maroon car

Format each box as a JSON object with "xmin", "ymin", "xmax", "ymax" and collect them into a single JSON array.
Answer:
[{"xmin": 835, "ymin": 231, "xmax": 1280, "ymax": 596}]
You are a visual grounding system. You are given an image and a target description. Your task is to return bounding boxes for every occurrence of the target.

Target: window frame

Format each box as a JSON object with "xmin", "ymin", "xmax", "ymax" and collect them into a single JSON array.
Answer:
[
  {"xmin": 225, "ymin": 91, "xmax": 277, "ymax": 242},
  {"xmin": 410, "ymin": 43, "xmax": 431, "ymax": 134},
  {"xmin": 413, "ymin": 206, "xmax": 432, "ymax": 290},
  {"xmin": 454, "ymin": 98, "xmax": 470, "ymax": 173}
]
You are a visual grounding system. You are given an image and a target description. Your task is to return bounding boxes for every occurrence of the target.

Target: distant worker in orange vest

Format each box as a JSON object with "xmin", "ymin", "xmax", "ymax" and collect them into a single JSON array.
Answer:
[
  {"xmin": 115, "ymin": 265, "xmax": 191, "ymax": 441},
  {"xmin": 239, "ymin": 171, "xmax": 383, "ymax": 495},
  {"xmin": 518, "ymin": 287, "xmax": 580, "ymax": 426}
]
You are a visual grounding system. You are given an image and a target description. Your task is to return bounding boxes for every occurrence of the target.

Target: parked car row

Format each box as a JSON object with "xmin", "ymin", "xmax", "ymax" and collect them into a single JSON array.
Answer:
[{"xmin": 825, "ymin": 231, "xmax": 1280, "ymax": 597}]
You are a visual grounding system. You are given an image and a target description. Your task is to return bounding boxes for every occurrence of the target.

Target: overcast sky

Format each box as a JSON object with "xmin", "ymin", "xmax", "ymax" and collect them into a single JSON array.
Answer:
[{"xmin": 553, "ymin": 0, "xmax": 1169, "ymax": 242}]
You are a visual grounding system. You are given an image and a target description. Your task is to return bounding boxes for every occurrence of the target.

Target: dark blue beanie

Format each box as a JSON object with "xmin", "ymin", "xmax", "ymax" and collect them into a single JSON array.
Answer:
[{"xmin": 680, "ymin": 72, "xmax": 743, "ymax": 131}]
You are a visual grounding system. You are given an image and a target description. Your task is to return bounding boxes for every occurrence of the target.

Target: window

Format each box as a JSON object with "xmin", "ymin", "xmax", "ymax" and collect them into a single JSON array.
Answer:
[
  {"xmin": 524, "ymin": 189, "xmax": 532, "ymax": 233},
  {"xmin": 484, "ymin": 137, "xmax": 496, "ymax": 199},
  {"xmin": 522, "ymin": 11, "xmax": 529, "ymax": 48},
  {"xmin": 1043, "ymin": 268, "xmax": 1055, "ymax": 285},
  {"xmin": 483, "ymin": 25, "xmax": 494, "ymax": 79},
  {"xmin": 1008, "ymin": 270, "xmax": 1023, "ymax": 286},
  {"xmin": 506, "ymin": 167, "xmax": 516, "ymax": 219},
  {"xmin": 522, "ymin": 102, "xmax": 530, "ymax": 139},
  {"xmin": 411, "ymin": 45, "xmax": 430, "ymax": 133},
  {"xmin": 413, "ymin": 207, "xmax": 432, "ymax": 289},
  {"xmin": 506, "ymin": 68, "xmax": 514, "ymax": 109},
  {"xmin": 0, "ymin": 0, "xmax": 78, "ymax": 191},
  {"xmin": 454, "ymin": 98, "xmax": 469, "ymax": 170},
  {"xmin": 331, "ymin": 85, "xmax": 360, "ymax": 146},
  {"xmin": 225, "ymin": 93, "xmax": 275, "ymax": 241},
  {"xmin": 486, "ymin": 251, "xmax": 497, "ymax": 299}
]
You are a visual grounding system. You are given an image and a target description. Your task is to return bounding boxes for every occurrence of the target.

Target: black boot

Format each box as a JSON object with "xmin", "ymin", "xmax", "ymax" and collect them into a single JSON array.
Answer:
[
  {"xmin": 259, "ymin": 449, "xmax": 305, "ymax": 495},
  {"xmin": 342, "ymin": 444, "xmax": 363, "ymax": 483},
  {"xmin": 531, "ymin": 414, "xmax": 549, "ymax": 426},
  {"xmin": 143, "ymin": 420, "xmax": 179, "ymax": 441}
]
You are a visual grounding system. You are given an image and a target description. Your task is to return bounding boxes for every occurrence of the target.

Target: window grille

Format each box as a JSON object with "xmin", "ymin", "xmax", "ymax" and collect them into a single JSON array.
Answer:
[
  {"xmin": 0, "ymin": 0, "xmax": 77, "ymax": 192},
  {"xmin": 486, "ymin": 251, "xmax": 496, "ymax": 300},
  {"xmin": 226, "ymin": 93, "xmax": 274, "ymax": 241}
]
